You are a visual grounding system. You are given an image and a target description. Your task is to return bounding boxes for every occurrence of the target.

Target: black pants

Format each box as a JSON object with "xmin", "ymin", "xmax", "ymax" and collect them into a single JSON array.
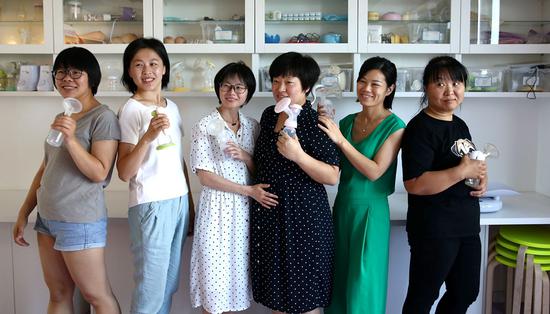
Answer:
[{"xmin": 402, "ymin": 235, "xmax": 481, "ymax": 314}]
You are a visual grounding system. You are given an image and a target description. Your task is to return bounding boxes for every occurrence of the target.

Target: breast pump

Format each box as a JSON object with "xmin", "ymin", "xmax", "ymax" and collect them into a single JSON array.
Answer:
[
  {"xmin": 311, "ymin": 65, "xmax": 344, "ymax": 118},
  {"xmin": 46, "ymin": 98, "xmax": 82, "ymax": 147},
  {"xmin": 274, "ymin": 97, "xmax": 302, "ymax": 137}
]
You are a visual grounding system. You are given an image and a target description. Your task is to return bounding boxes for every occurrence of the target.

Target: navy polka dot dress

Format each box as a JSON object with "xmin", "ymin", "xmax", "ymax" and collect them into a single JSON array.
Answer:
[{"xmin": 251, "ymin": 101, "xmax": 340, "ymax": 313}]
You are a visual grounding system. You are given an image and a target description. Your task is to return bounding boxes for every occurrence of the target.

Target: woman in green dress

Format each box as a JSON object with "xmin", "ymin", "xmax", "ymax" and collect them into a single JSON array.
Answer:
[{"xmin": 319, "ymin": 56, "xmax": 405, "ymax": 314}]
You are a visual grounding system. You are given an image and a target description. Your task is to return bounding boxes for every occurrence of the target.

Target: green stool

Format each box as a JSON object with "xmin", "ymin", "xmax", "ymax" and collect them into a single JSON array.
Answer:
[{"xmin": 486, "ymin": 226, "xmax": 550, "ymax": 314}]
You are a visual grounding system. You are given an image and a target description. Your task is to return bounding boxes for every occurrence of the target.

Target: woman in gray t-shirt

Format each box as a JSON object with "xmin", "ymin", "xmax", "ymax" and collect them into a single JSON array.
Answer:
[{"xmin": 12, "ymin": 47, "xmax": 121, "ymax": 313}]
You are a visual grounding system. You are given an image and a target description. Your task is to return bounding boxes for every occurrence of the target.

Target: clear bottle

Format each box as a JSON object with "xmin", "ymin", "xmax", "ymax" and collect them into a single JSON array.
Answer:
[
  {"xmin": 46, "ymin": 129, "xmax": 65, "ymax": 147},
  {"xmin": 65, "ymin": 1, "xmax": 82, "ymax": 21}
]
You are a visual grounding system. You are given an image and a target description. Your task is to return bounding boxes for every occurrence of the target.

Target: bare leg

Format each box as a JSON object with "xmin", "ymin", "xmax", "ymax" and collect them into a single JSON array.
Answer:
[
  {"xmin": 37, "ymin": 233, "xmax": 75, "ymax": 314},
  {"xmin": 62, "ymin": 247, "xmax": 120, "ymax": 314}
]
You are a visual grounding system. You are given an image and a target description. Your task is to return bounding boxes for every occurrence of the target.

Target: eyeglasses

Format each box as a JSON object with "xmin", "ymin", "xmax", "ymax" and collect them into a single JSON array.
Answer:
[
  {"xmin": 220, "ymin": 83, "xmax": 247, "ymax": 94},
  {"xmin": 53, "ymin": 69, "xmax": 83, "ymax": 80}
]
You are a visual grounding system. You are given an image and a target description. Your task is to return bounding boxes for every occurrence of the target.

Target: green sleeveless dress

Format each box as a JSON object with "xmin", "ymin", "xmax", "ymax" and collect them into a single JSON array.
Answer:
[{"xmin": 325, "ymin": 112, "xmax": 405, "ymax": 314}]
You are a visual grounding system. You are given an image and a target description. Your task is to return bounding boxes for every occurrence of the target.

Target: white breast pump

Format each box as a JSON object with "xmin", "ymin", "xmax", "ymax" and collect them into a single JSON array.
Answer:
[
  {"xmin": 465, "ymin": 143, "xmax": 499, "ymax": 188},
  {"xmin": 312, "ymin": 65, "xmax": 344, "ymax": 118},
  {"xmin": 274, "ymin": 97, "xmax": 302, "ymax": 137},
  {"xmin": 206, "ymin": 117, "xmax": 232, "ymax": 158},
  {"xmin": 46, "ymin": 98, "xmax": 82, "ymax": 147}
]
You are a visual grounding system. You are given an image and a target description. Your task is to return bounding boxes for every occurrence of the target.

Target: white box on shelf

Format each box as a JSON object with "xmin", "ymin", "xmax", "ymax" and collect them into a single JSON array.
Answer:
[{"xmin": 368, "ymin": 24, "xmax": 382, "ymax": 43}]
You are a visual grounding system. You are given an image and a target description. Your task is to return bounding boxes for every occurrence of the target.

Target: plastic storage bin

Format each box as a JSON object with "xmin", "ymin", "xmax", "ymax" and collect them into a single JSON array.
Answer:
[
  {"xmin": 200, "ymin": 21, "xmax": 244, "ymax": 43},
  {"xmin": 468, "ymin": 68, "xmax": 503, "ymax": 92},
  {"xmin": 506, "ymin": 64, "xmax": 550, "ymax": 92},
  {"xmin": 405, "ymin": 67, "xmax": 424, "ymax": 92},
  {"xmin": 408, "ymin": 22, "xmax": 449, "ymax": 44}
]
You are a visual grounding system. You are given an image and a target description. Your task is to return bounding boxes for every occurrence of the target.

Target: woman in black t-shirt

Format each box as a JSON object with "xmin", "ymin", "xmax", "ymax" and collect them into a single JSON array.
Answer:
[{"xmin": 401, "ymin": 56, "xmax": 488, "ymax": 314}]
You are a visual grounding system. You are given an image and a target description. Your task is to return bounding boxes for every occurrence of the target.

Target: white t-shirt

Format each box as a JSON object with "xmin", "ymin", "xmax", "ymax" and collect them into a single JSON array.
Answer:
[{"xmin": 118, "ymin": 98, "xmax": 189, "ymax": 207}]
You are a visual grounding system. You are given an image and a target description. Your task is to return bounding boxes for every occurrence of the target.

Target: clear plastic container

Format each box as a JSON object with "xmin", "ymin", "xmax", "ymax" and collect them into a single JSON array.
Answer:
[
  {"xmin": 506, "ymin": 64, "xmax": 550, "ymax": 92},
  {"xmin": 200, "ymin": 21, "xmax": 244, "ymax": 43},
  {"xmin": 408, "ymin": 22, "xmax": 449, "ymax": 44},
  {"xmin": 406, "ymin": 67, "xmax": 424, "ymax": 92},
  {"xmin": 468, "ymin": 68, "xmax": 503, "ymax": 92},
  {"xmin": 396, "ymin": 69, "xmax": 410, "ymax": 92}
]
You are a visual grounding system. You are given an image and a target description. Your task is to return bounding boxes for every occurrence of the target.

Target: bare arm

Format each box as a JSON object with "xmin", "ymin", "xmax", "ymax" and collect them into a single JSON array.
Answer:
[
  {"xmin": 404, "ymin": 156, "xmax": 487, "ymax": 195},
  {"xmin": 183, "ymin": 159, "xmax": 195, "ymax": 235},
  {"xmin": 51, "ymin": 115, "xmax": 118, "ymax": 182},
  {"xmin": 196, "ymin": 170, "xmax": 278, "ymax": 208},
  {"xmin": 319, "ymin": 116, "xmax": 404, "ymax": 181},
  {"xmin": 117, "ymin": 113, "xmax": 169, "ymax": 181},
  {"xmin": 276, "ymin": 132, "xmax": 339, "ymax": 185},
  {"xmin": 66, "ymin": 139, "xmax": 119, "ymax": 182},
  {"xmin": 13, "ymin": 161, "xmax": 45, "ymax": 246}
]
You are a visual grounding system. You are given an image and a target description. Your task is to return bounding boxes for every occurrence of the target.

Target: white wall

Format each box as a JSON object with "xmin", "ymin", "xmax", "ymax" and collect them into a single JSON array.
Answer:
[
  {"xmin": 0, "ymin": 95, "xmax": 544, "ymax": 195},
  {"xmin": 537, "ymin": 102, "xmax": 550, "ymax": 196}
]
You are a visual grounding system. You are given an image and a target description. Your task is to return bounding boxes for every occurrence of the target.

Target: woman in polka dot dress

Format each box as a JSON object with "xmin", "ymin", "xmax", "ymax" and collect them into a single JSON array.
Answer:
[
  {"xmin": 251, "ymin": 52, "xmax": 340, "ymax": 314},
  {"xmin": 190, "ymin": 62, "xmax": 279, "ymax": 314}
]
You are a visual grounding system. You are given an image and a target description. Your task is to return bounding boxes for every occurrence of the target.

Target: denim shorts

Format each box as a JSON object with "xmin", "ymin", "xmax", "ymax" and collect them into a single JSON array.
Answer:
[{"xmin": 34, "ymin": 213, "xmax": 107, "ymax": 251}]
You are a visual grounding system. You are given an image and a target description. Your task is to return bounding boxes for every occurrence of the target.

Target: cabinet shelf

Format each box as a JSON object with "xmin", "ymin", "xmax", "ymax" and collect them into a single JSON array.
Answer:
[
  {"xmin": 266, "ymin": 20, "xmax": 347, "ymax": 25},
  {"xmin": 164, "ymin": 20, "xmax": 244, "ymax": 25},
  {"xmin": 0, "ymin": 20, "xmax": 44, "ymax": 24},
  {"xmin": 368, "ymin": 20, "xmax": 450, "ymax": 25},
  {"xmin": 63, "ymin": 20, "xmax": 143, "ymax": 25},
  {"xmin": 473, "ymin": 20, "xmax": 550, "ymax": 25},
  {"xmin": 3, "ymin": 91, "xmax": 548, "ymax": 99}
]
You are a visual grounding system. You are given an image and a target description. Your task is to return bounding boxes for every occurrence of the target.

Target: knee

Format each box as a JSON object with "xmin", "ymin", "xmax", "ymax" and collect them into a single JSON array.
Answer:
[
  {"xmin": 79, "ymin": 287, "xmax": 112, "ymax": 306},
  {"xmin": 47, "ymin": 284, "xmax": 74, "ymax": 303}
]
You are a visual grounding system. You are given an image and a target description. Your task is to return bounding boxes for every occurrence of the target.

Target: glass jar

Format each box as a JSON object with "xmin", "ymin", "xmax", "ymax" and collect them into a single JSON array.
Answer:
[{"xmin": 5, "ymin": 74, "xmax": 17, "ymax": 91}]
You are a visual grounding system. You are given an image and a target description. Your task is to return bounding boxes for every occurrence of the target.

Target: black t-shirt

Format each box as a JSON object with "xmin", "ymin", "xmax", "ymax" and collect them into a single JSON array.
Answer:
[{"xmin": 401, "ymin": 110, "xmax": 480, "ymax": 238}]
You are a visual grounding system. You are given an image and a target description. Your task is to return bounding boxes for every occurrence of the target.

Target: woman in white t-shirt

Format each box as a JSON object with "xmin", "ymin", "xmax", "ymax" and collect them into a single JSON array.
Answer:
[
  {"xmin": 117, "ymin": 37, "xmax": 193, "ymax": 314},
  {"xmin": 190, "ymin": 62, "xmax": 278, "ymax": 314}
]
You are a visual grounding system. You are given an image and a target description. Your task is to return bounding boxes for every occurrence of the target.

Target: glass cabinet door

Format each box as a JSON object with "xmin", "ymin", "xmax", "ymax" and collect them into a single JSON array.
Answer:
[
  {"xmin": 53, "ymin": 0, "xmax": 153, "ymax": 53},
  {"xmin": 0, "ymin": 0, "xmax": 53, "ymax": 53},
  {"xmin": 464, "ymin": 0, "xmax": 550, "ymax": 53},
  {"xmin": 256, "ymin": 0, "xmax": 358, "ymax": 53},
  {"xmin": 153, "ymin": 0, "xmax": 254, "ymax": 53},
  {"xmin": 359, "ymin": 0, "xmax": 460, "ymax": 53}
]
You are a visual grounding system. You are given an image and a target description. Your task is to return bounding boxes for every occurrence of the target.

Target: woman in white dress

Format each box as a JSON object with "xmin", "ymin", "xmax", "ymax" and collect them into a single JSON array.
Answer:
[{"xmin": 190, "ymin": 61, "xmax": 279, "ymax": 314}]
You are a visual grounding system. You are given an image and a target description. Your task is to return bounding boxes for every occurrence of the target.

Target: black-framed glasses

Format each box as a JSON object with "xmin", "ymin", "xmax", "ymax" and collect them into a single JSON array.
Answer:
[
  {"xmin": 53, "ymin": 69, "xmax": 83, "ymax": 80},
  {"xmin": 220, "ymin": 82, "xmax": 247, "ymax": 94}
]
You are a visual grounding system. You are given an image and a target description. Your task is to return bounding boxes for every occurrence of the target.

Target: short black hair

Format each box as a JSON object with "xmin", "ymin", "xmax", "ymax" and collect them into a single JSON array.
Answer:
[
  {"xmin": 420, "ymin": 56, "xmax": 468, "ymax": 106},
  {"xmin": 357, "ymin": 56, "xmax": 397, "ymax": 109},
  {"xmin": 52, "ymin": 47, "xmax": 101, "ymax": 95},
  {"xmin": 269, "ymin": 52, "xmax": 320, "ymax": 96},
  {"xmin": 214, "ymin": 61, "xmax": 256, "ymax": 105},
  {"xmin": 122, "ymin": 37, "xmax": 170, "ymax": 94}
]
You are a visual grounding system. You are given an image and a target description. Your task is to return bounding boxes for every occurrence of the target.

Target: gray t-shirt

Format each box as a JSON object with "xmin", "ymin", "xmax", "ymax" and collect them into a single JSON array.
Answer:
[{"xmin": 37, "ymin": 104, "xmax": 121, "ymax": 223}]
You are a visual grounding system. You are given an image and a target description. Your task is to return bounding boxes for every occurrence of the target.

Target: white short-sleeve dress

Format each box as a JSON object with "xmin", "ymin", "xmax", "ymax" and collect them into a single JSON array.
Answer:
[{"xmin": 190, "ymin": 109, "xmax": 259, "ymax": 314}]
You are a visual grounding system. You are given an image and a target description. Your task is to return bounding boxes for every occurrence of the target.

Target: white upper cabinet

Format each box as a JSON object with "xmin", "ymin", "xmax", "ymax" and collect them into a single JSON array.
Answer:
[
  {"xmin": 52, "ymin": 0, "xmax": 153, "ymax": 54},
  {"xmin": 358, "ymin": 0, "xmax": 460, "ymax": 53},
  {"xmin": 0, "ymin": 0, "xmax": 54, "ymax": 53},
  {"xmin": 153, "ymin": 0, "xmax": 254, "ymax": 54},
  {"xmin": 256, "ymin": 0, "xmax": 358, "ymax": 53},
  {"xmin": 461, "ymin": 0, "xmax": 550, "ymax": 54}
]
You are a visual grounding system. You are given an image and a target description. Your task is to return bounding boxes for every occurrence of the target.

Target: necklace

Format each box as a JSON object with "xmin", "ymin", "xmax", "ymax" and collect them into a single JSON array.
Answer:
[
  {"xmin": 357, "ymin": 111, "xmax": 387, "ymax": 133},
  {"xmin": 219, "ymin": 111, "xmax": 239, "ymax": 126}
]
